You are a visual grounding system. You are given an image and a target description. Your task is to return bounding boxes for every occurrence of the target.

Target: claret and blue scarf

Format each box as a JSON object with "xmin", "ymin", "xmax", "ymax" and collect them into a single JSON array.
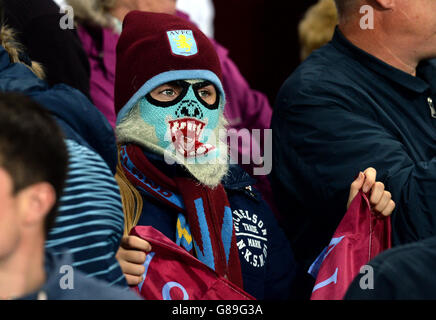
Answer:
[{"xmin": 119, "ymin": 144, "xmax": 243, "ymax": 288}]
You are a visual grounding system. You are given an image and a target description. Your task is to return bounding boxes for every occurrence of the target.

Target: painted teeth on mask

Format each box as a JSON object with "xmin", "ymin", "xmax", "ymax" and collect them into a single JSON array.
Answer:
[
  {"xmin": 196, "ymin": 146, "xmax": 206, "ymax": 155},
  {"xmin": 171, "ymin": 121, "xmax": 180, "ymax": 134},
  {"xmin": 169, "ymin": 119, "xmax": 205, "ymax": 139},
  {"xmin": 178, "ymin": 145, "xmax": 185, "ymax": 155},
  {"xmin": 167, "ymin": 117, "xmax": 213, "ymax": 158}
]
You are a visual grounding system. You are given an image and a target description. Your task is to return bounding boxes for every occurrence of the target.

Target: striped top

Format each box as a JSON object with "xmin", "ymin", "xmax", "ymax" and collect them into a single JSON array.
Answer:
[{"xmin": 46, "ymin": 139, "xmax": 127, "ymax": 287}]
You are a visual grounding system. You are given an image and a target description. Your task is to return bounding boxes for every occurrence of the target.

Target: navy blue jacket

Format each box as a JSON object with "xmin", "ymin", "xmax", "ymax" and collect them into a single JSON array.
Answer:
[
  {"xmin": 0, "ymin": 46, "xmax": 116, "ymax": 172},
  {"xmin": 272, "ymin": 28, "xmax": 436, "ymax": 274},
  {"xmin": 20, "ymin": 251, "xmax": 140, "ymax": 300},
  {"xmin": 137, "ymin": 151, "xmax": 296, "ymax": 300},
  {"xmin": 0, "ymin": 45, "xmax": 126, "ymax": 286}
]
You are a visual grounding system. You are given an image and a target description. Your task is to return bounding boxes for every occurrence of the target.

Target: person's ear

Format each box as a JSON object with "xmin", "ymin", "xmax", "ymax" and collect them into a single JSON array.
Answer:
[
  {"xmin": 18, "ymin": 182, "xmax": 56, "ymax": 227},
  {"xmin": 373, "ymin": 0, "xmax": 395, "ymax": 10}
]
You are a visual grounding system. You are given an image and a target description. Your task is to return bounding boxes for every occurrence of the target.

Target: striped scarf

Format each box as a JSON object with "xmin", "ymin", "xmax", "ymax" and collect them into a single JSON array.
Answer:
[{"xmin": 120, "ymin": 144, "xmax": 243, "ymax": 288}]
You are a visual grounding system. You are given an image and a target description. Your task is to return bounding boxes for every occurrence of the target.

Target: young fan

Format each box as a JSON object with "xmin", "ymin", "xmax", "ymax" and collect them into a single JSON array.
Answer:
[{"xmin": 114, "ymin": 11, "xmax": 296, "ymax": 299}]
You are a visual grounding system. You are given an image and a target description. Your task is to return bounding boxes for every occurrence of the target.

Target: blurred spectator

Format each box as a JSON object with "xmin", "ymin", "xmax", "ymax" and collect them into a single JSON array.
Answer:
[
  {"xmin": 298, "ymin": 0, "xmax": 337, "ymax": 61},
  {"xmin": 0, "ymin": 23, "xmax": 127, "ymax": 287},
  {"xmin": 65, "ymin": 0, "xmax": 119, "ymax": 128},
  {"xmin": 272, "ymin": 0, "xmax": 436, "ymax": 298},
  {"xmin": 176, "ymin": 0, "xmax": 215, "ymax": 38},
  {"xmin": 68, "ymin": 0, "xmax": 276, "ymax": 215},
  {"xmin": 2, "ymin": 0, "xmax": 91, "ymax": 98},
  {"xmin": 0, "ymin": 92, "xmax": 139, "ymax": 300}
]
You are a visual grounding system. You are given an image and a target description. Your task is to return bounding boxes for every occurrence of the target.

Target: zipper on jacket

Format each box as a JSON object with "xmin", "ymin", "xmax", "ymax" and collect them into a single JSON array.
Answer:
[
  {"xmin": 243, "ymin": 185, "xmax": 260, "ymax": 202},
  {"xmin": 428, "ymin": 97, "xmax": 436, "ymax": 118}
]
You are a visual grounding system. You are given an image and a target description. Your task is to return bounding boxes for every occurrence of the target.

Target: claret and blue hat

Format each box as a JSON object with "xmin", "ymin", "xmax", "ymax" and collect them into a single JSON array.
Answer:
[
  {"xmin": 114, "ymin": 10, "xmax": 226, "ymax": 120},
  {"xmin": 115, "ymin": 11, "xmax": 228, "ymax": 186}
]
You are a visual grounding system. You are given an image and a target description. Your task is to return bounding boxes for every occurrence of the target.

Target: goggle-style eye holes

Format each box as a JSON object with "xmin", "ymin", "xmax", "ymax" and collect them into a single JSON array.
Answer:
[
  {"xmin": 193, "ymin": 81, "xmax": 220, "ymax": 110},
  {"xmin": 147, "ymin": 80, "xmax": 190, "ymax": 107},
  {"xmin": 146, "ymin": 80, "xmax": 220, "ymax": 110}
]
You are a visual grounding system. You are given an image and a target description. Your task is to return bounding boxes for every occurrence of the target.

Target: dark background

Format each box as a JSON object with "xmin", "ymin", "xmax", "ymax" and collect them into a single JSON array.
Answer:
[{"xmin": 213, "ymin": 0, "xmax": 318, "ymax": 107}]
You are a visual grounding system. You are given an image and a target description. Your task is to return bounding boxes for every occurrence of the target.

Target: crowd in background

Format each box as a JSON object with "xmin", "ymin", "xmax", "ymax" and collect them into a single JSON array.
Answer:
[{"xmin": 0, "ymin": 0, "xmax": 435, "ymax": 301}]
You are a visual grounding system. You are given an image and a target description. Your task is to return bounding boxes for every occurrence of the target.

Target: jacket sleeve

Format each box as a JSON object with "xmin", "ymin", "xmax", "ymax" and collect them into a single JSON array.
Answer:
[{"xmin": 272, "ymin": 101, "xmax": 436, "ymax": 248}]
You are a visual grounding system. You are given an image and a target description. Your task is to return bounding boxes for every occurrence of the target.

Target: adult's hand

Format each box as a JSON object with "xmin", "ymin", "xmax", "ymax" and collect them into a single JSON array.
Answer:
[{"xmin": 347, "ymin": 167, "xmax": 396, "ymax": 217}]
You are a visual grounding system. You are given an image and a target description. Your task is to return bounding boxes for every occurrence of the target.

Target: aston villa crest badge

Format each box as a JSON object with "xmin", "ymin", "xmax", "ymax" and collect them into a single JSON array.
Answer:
[{"xmin": 167, "ymin": 30, "xmax": 198, "ymax": 56}]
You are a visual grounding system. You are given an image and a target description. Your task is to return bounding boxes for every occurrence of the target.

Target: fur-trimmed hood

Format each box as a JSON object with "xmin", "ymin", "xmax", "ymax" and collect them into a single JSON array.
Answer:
[
  {"xmin": 66, "ymin": 0, "xmax": 116, "ymax": 29},
  {"xmin": 0, "ymin": 25, "xmax": 45, "ymax": 79}
]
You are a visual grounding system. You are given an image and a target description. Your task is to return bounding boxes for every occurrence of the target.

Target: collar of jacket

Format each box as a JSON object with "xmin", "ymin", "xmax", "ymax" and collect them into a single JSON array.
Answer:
[
  {"xmin": 331, "ymin": 27, "xmax": 433, "ymax": 94},
  {"xmin": 143, "ymin": 149, "xmax": 257, "ymax": 191}
]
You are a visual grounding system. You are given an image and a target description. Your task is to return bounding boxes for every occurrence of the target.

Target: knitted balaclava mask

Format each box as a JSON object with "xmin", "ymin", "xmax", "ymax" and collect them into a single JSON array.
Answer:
[{"xmin": 115, "ymin": 11, "xmax": 228, "ymax": 187}]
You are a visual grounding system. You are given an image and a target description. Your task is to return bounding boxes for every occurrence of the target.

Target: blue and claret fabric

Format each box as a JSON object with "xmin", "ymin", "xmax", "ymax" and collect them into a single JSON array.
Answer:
[
  {"xmin": 125, "ymin": 149, "xmax": 296, "ymax": 300},
  {"xmin": 0, "ymin": 45, "xmax": 126, "ymax": 287},
  {"xmin": 271, "ymin": 27, "xmax": 436, "ymax": 276}
]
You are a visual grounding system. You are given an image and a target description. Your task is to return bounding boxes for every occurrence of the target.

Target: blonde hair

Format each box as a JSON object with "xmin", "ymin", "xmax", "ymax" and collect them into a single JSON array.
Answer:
[
  {"xmin": 298, "ymin": 0, "xmax": 338, "ymax": 61},
  {"xmin": 114, "ymin": 146, "xmax": 143, "ymax": 235},
  {"xmin": 0, "ymin": 25, "xmax": 45, "ymax": 79}
]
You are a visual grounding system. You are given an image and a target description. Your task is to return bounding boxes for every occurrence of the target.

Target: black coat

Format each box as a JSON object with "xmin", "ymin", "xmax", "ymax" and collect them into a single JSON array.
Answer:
[
  {"xmin": 345, "ymin": 236, "xmax": 436, "ymax": 300},
  {"xmin": 2, "ymin": 0, "xmax": 91, "ymax": 97},
  {"xmin": 271, "ymin": 27, "xmax": 436, "ymax": 298}
]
